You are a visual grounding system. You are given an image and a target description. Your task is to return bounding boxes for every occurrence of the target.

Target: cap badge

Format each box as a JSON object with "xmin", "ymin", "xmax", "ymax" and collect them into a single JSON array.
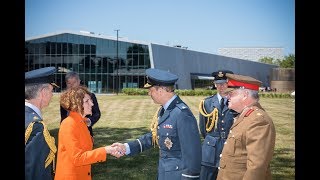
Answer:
[
  {"xmin": 218, "ymin": 72, "xmax": 224, "ymax": 77},
  {"xmin": 164, "ymin": 137, "xmax": 173, "ymax": 150}
]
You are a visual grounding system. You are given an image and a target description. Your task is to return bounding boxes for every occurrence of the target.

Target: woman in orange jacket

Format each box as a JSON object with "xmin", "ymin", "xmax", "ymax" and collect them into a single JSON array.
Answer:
[{"xmin": 54, "ymin": 85, "xmax": 124, "ymax": 180}]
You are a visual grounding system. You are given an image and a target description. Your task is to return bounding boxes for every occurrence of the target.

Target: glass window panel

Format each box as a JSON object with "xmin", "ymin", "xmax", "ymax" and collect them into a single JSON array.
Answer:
[
  {"xmin": 62, "ymin": 43, "xmax": 68, "ymax": 54},
  {"xmin": 68, "ymin": 43, "xmax": 72, "ymax": 54},
  {"xmin": 57, "ymin": 43, "xmax": 62, "ymax": 54},
  {"xmin": 80, "ymin": 44, "xmax": 84, "ymax": 54},
  {"xmin": 51, "ymin": 42, "xmax": 56, "ymax": 54},
  {"xmin": 72, "ymin": 44, "xmax": 79, "ymax": 54},
  {"xmin": 85, "ymin": 44, "xmax": 90, "ymax": 54}
]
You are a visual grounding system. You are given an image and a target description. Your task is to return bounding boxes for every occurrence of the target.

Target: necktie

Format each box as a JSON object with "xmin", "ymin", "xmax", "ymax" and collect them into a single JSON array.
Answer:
[
  {"xmin": 159, "ymin": 107, "xmax": 165, "ymax": 117},
  {"xmin": 220, "ymin": 98, "xmax": 225, "ymax": 110}
]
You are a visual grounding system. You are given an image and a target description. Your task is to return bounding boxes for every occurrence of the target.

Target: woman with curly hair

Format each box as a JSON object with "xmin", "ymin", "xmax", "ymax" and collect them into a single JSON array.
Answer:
[{"xmin": 54, "ymin": 85, "xmax": 123, "ymax": 180}]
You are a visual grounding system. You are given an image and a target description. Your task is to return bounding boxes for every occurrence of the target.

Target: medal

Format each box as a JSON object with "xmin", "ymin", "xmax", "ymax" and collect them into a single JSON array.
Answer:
[{"xmin": 164, "ymin": 137, "xmax": 173, "ymax": 150}]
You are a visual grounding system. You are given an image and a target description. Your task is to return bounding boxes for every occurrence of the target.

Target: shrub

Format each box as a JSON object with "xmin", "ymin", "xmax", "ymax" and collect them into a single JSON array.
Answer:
[{"xmin": 121, "ymin": 88, "xmax": 293, "ymax": 98}]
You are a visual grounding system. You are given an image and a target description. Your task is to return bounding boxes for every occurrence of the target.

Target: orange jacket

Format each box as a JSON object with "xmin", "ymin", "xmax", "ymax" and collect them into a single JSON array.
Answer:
[{"xmin": 54, "ymin": 111, "xmax": 107, "ymax": 180}]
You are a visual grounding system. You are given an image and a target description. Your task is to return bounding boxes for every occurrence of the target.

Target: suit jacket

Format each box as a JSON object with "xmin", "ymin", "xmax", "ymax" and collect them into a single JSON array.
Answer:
[
  {"xmin": 127, "ymin": 96, "xmax": 202, "ymax": 180},
  {"xmin": 25, "ymin": 106, "xmax": 54, "ymax": 180},
  {"xmin": 217, "ymin": 102, "xmax": 276, "ymax": 180},
  {"xmin": 60, "ymin": 93, "xmax": 101, "ymax": 136},
  {"xmin": 54, "ymin": 111, "xmax": 107, "ymax": 180},
  {"xmin": 199, "ymin": 95, "xmax": 238, "ymax": 168}
]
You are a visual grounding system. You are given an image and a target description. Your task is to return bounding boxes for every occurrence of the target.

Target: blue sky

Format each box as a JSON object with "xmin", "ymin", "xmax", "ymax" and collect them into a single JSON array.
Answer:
[{"xmin": 25, "ymin": 0, "xmax": 295, "ymax": 56}]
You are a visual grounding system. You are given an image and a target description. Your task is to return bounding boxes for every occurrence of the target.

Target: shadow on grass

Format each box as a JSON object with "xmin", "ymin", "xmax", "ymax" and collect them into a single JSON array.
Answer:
[
  {"xmin": 271, "ymin": 148, "xmax": 295, "ymax": 180},
  {"xmin": 50, "ymin": 126, "xmax": 159, "ymax": 180},
  {"xmin": 50, "ymin": 127, "xmax": 295, "ymax": 180}
]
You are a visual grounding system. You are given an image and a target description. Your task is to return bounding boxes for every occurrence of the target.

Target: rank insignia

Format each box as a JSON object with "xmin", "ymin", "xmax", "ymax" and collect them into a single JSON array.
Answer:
[
  {"xmin": 163, "ymin": 124, "xmax": 173, "ymax": 129},
  {"xmin": 164, "ymin": 137, "xmax": 173, "ymax": 150}
]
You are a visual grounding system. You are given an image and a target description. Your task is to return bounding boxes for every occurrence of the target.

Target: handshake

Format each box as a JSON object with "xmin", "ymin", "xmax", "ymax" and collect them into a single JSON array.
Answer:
[{"xmin": 105, "ymin": 142, "xmax": 126, "ymax": 158}]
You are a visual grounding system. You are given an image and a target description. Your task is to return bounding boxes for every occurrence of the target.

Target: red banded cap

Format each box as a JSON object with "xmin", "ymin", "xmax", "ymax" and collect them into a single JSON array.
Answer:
[{"xmin": 225, "ymin": 73, "xmax": 262, "ymax": 92}]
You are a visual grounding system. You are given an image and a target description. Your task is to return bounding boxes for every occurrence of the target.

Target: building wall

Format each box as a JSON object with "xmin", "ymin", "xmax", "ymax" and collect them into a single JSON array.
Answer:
[
  {"xmin": 25, "ymin": 31, "xmax": 280, "ymax": 93},
  {"xmin": 217, "ymin": 47, "xmax": 284, "ymax": 62},
  {"xmin": 150, "ymin": 44, "xmax": 278, "ymax": 89},
  {"xmin": 270, "ymin": 68, "xmax": 295, "ymax": 92}
]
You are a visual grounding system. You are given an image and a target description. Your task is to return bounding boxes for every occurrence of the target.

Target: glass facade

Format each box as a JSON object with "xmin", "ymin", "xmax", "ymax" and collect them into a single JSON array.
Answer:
[{"xmin": 25, "ymin": 33, "xmax": 151, "ymax": 93}]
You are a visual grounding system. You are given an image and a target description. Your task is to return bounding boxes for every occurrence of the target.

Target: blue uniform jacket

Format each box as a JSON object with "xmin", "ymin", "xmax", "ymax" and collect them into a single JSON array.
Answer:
[
  {"xmin": 128, "ymin": 96, "xmax": 202, "ymax": 180},
  {"xmin": 199, "ymin": 95, "xmax": 238, "ymax": 167},
  {"xmin": 25, "ymin": 106, "xmax": 53, "ymax": 180}
]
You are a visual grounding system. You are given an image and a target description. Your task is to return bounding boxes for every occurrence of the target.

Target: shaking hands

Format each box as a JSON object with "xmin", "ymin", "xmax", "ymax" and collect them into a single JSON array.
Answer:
[{"xmin": 105, "ymin": 142, "xmax": 126, "ymax": 158}]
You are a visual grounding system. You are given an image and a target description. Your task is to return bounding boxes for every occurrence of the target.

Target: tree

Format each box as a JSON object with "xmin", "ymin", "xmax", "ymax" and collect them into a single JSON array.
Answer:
[
  {"xmin": 258, "ymin": 54, "xmax": 295, "ymax": 68},
  {"xmin": 259, "ymin": 57, "xmax": 277, "ymax": 65},
  {"xmin": 279, "ymin": 54, "xmax": 295, "ymax": 68}
]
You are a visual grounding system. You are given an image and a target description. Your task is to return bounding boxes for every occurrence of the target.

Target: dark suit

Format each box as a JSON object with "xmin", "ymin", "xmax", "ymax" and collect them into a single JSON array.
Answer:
[
  {"xmin": 60, "ymin": 93, "xmax": 101, "ymax": 136},
  {"xmin": 127, "ymin": 96, "xmax": 202, "ymax": 180},
  {"xmin": 25, "ymin": 106, "xmax": 54, "ymax": 180},
  {"xmin": 199, "ymin": 95, "xmax": 238, "ymax": 180}
]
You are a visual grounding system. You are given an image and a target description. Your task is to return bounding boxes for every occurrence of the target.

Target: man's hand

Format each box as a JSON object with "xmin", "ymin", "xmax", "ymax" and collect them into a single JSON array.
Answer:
[{"xmin": 105, "ymin": 143, "xmax": 126, "ymax": 158}]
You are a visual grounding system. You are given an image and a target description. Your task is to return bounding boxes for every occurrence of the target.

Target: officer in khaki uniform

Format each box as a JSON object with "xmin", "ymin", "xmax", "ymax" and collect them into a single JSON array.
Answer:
[{"xmin": 216, "ymin": 73, "xmax": 276, "ymax": 180}]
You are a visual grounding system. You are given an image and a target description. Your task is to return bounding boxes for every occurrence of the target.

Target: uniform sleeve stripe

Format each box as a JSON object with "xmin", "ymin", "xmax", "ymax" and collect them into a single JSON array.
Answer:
[
  {"xmin": 137, "ymin": 139, "xmax": 142, "ymax": 153},
  {"xmin": 181, "ymin": 174, "xmax": 200, "ymax": 178}
]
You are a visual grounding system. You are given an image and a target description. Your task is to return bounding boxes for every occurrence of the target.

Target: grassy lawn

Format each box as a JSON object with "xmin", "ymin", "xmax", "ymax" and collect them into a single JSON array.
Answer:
[{"xmin": 43, "ymin": 94, "xmax": 295, "ymax": 180}]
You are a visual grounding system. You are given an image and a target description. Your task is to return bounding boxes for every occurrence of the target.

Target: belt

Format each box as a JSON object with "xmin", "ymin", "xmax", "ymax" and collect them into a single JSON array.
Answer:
[
  {"xmin": 159, "ymin": 150, "xmax": 182, "ymax": 158},
  {"xmin": 208, "ymin": 131, "xmax": 226, "ymax": 139}
]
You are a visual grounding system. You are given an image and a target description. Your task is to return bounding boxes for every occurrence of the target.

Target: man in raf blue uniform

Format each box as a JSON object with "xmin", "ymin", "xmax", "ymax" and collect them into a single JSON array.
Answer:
[
  {"xmin": 198, "ymin": 70, "xmax": 238, "ymax": 180},
  {"xmin": 25, "ymin": 67, "xmax": 59, "ymax": 180},
  {"xmin": 113, "ymin": 68, "xmax": 202, "ymax": 180}
]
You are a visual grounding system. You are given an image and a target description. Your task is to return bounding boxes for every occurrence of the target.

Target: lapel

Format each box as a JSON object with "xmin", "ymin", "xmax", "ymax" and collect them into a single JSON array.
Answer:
[
  {"xmin": 69, "ymin": 112, "xmax": 93, "ymax": 147},
  {"xmin": 211, "ymin": 95, "xmax": 220, "ymax": 111},
  {"xmin": 221, "ymin": 98, "xmax": 229, "ymax": 112},
  {"xmin": 158, "ymin": 96, "xmax": 180, "ymax": 126}
]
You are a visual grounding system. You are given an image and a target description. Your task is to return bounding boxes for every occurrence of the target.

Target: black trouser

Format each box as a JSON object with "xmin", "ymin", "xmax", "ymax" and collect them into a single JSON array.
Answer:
[{"xmin": 200, "ymin": 165, "xmax": 218, "ymax": 180}]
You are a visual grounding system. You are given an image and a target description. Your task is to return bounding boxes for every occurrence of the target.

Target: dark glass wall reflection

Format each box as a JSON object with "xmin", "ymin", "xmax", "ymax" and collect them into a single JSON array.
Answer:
[{"xmin": 25, "ymin": 33, "xmax": 151, "ymax": 93}]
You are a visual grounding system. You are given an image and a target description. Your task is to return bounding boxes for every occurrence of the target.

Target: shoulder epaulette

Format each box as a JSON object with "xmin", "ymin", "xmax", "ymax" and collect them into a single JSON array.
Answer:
[
  {"xmin": 204, "ymin": 95, "xmax": 212, "ymax": 100},
  {"xmin": 244, "ymin": 108, "xmax": 255, "ymax": 117},
  {"xmin": 204, "ymin": 95, "xmax": 215, "ymax": 101},
  {"xmin": 176, "ymin": 103, "xmax": 189, "ymax": 110}
]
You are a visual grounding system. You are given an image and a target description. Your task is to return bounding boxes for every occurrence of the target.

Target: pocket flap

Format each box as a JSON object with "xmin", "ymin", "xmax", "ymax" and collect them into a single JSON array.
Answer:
[
  {"xmin": 164, "ymin": 158, "xmax": 180, "ymax": 172},
  {"xmin": 204, "ymin": 135, "xmax": 217, "ymax": 147}
]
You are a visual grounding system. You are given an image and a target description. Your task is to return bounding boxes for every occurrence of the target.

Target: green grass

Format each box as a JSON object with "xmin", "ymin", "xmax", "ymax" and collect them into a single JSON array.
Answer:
[{"xmin": 43, "ymin": 94, "xmax": 295, "ymax": 180}]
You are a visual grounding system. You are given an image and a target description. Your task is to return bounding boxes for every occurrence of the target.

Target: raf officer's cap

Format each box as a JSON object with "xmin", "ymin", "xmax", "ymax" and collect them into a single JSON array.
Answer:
[
  {"xmin": 25, "ymin": 67, "xmax": 59, "ymax": 88},
  {"xmin": 225, "ymin": 73, "xmax": 262, "ymax": 92},
  {"xmin": 212, "ymin": 70, "xmax": 234, "ymax": 84},
  {"xmin": 143, "ymin": 68, "xmax": 178, "ymax": 88}
]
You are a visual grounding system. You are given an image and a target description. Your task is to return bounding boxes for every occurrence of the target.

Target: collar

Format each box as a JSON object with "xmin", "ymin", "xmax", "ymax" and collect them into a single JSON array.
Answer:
[
  {"xmin": 163, "ymin": 94, "xmax": 177, "ymax": 110},
  {"xmin": 68, "ymin": 111, "xmax": 86, "ymax": 122},
  {"xmin": 217, "ymin": 93, "xmax": 223, "ymax": 103},
  {"xmin": 25, "ymin": 101, "xmax": 42, "ymax": 118}
]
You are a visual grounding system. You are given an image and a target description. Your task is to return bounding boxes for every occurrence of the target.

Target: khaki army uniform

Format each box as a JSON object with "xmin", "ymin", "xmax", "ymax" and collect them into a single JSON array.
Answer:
[{"xmin": 217, "ymin": 102, "xmax": 276, "ymax": 180}]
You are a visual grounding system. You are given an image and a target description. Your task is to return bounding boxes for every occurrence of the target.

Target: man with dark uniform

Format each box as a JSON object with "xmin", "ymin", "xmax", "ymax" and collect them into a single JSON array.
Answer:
[
  {"xmin": 25, "ymin": 67, "xmax": 59, "ymax": 180},
  {"xmin": 199, "ymin": 70, "xmax": 238, "ymax": 180},
  {"xmin": 217, "ymin": 73, "xmax": 276, "ymax": 180},
  {"xmin": 113, "ymin": 68, "xmax": 202, "ymax": 180}
]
